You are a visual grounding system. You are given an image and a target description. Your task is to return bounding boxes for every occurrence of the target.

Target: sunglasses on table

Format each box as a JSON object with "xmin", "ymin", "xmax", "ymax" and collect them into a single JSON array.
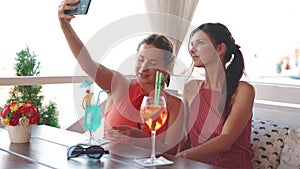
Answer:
[{"xmin": 67, "ymin": 145, "xmax": 109, "ymax": 160}]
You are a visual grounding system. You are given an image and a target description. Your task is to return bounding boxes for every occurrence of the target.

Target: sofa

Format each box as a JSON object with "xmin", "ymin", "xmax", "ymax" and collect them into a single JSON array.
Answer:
[{"xmin": 251, "ymin": 118, "xmax": 300, "ymax": 169}]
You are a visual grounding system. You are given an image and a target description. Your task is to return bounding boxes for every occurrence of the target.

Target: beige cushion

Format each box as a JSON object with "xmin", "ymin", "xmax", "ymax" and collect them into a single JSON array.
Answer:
[
  {"xmin": 251, "ymin": 119, "xmax": 289, "ymax": 169},
  {"xmin": 277, "ymin": 128, "xmax": 300, "ymax": 169}
]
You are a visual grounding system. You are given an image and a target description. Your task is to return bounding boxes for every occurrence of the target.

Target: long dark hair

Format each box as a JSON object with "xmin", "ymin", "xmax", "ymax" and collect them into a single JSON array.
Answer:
[
  {"xmin": 191, "ymin": 23, "xmax": 245, "ymax": 116},
  {"xmin": 137, "ymin": 34, "xmax": 175, "ymax": 87}
]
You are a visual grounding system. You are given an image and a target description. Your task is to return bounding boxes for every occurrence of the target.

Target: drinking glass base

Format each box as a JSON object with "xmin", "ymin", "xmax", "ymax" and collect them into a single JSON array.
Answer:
[
  {"xmin": 134, "ymin": 156, "xmax": 174, "ymax": 167},
  {"xmin": 79, "ymin": 138, "xmax": 110, "ymax": 146}
]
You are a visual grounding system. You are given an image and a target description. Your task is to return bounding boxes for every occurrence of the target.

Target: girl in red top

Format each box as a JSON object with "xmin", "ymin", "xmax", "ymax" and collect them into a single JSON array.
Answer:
[
  {"xmin": 58, "ymin": 2, "xmax": 184, "ymax": 154},
  {"xmin": 178, "ymin": 23, "xmax": 255, "ymax": 168}
]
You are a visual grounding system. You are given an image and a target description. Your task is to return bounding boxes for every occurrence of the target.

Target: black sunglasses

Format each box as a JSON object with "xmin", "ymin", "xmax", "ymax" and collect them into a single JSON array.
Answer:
[{"xmin": 67, "ymin": 145, "xmax": 109, "ymax": 159}]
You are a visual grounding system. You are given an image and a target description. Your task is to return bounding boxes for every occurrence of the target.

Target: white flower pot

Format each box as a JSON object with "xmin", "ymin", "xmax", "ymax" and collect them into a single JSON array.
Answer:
[{"xmin": 8, "ymin": 125, "xmax": 32, "ymax": 143}]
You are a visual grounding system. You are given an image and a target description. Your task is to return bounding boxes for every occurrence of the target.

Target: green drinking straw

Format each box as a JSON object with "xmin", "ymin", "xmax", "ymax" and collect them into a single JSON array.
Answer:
[
  {"xmin": 154, "ymin": 71, "xmax": 163, "ymax": 105},
  {"xmin": 154, "ymin": 71, "xmax": 159, "ymax": 105},
  {"xmin": 158, "ymin": 71, "xmax": 162, "ymax": 96}
]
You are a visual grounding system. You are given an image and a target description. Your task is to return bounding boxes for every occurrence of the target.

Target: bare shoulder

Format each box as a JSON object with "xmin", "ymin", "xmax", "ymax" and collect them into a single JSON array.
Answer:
[
  {"xmin": 164, "ymin": 91, "xmax": 183, "ymax": 113},
  {"xmin": 237, "ymin": 81, "xmax": 255, "ymax": 94},
  {"xmin": 234, "ymin": 81, "xmax": 255, "ymax": 101},
  {"xmin": 184, "ymin": 80, "xmax": 202, "ymax": 93},
  {"xmin": 184, "ymin": 79, "xmax": 202, "ymax": 91},
  {"xmin": 183, "ymin": 79, "xmax": 202, "ymax": 101},
  {"xmin": 165, "ymin": 91, "xmax": 183, "ymax": 106}
]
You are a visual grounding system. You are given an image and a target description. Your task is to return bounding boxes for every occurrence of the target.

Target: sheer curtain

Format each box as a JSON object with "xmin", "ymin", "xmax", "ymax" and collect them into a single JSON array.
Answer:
[{"xmin": 144, "ymin": 0, "xmax": 199, "ymax": 55}]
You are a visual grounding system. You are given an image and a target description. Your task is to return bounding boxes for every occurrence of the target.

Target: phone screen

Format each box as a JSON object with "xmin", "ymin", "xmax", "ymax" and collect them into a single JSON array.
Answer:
[{"xmin": 64, "ymin": 0, "xmax": 91, "ymax": 15}]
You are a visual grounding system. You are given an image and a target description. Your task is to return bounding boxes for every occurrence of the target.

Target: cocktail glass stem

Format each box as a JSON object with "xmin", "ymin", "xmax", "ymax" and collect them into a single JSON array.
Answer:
[
  {"xmin": 151, "ymin": 130, "xmax": 156, "ymax": 163},
  {"xmin": 89, "ymin": 130, "xmax": 93, "ymax": 139},
  {"xmin": 89, "ymin": 130, "xmax": 96, "ymax": 143}
]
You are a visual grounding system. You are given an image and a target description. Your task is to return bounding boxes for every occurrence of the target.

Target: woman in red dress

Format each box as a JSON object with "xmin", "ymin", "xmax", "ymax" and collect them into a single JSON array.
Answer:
[{"xmin": 178, "ymin": 23, "xmax": 255, "ymax": 168}]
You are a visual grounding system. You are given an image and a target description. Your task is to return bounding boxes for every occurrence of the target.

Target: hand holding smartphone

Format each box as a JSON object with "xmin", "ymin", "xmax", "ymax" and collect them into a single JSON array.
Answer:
[{"xmin": 64, "ymin": 0, "xmax": 91, "ymax": 15}]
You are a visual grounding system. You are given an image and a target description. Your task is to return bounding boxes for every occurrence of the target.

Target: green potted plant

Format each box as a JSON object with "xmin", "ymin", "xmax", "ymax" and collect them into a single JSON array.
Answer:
[{"xmin": 6, "ymin": 47, "xmax": 60, "ymax": 128}]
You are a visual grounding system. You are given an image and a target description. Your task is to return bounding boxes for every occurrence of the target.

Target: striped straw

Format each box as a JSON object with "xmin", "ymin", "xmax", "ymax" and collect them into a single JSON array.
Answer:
[{"xmin": 154, "ymin": 71, "xmax": 163, "ymax": 105}]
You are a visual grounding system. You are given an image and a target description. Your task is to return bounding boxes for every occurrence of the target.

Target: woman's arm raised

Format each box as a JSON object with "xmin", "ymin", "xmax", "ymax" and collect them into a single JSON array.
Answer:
[{"xmin": 58, "ymin": 0, "xmax": 129, "ymax": 95}]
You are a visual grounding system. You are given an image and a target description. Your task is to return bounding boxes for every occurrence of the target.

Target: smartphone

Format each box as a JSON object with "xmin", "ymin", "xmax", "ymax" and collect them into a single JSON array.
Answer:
[{"xmin": 64, "ymin": 0, "xmax": 91, "ymax": 15}]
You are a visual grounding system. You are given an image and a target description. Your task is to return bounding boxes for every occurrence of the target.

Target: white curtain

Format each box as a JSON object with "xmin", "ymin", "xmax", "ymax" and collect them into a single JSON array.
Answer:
[{"xmin": 144, "ymin": 0, "xmax": 199, "ymax": 55}]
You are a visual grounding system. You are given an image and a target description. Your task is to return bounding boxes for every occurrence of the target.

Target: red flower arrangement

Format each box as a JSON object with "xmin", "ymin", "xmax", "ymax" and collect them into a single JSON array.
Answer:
[{"xmin": 1, "ymin": 100, "xmax": 40, "ymax": 126}]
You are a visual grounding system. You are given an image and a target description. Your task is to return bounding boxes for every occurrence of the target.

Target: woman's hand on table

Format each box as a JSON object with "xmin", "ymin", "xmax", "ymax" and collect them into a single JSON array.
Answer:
[
  {"xmin": 104, "ymin": 125, "xmax": 148, "ymax": 145},
  {"xmin": 111, "ymin": 125, "xmax": 148, "ymax": 138}
]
